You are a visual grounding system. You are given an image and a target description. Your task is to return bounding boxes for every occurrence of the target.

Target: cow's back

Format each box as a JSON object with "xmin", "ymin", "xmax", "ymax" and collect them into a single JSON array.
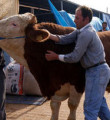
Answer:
[{"xmin": 98, "ymin": 31, "xmax": 110, "ymax": 66}]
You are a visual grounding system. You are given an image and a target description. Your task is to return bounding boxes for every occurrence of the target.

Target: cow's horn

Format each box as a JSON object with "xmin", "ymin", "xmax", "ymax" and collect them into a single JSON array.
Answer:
[{"xmin": 30, "ymin": 16, "xmax": 37, "ymax": 24}]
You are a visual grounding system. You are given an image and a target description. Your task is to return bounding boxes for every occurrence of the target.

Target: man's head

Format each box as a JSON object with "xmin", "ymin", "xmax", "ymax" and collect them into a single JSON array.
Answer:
[
  {"xmin": 102, "ymin": 22, "xmax": 107, "ymax": 31},
  {"xmin": 74, "ymin": 6, "xmax": 93, "ymax": 29}
]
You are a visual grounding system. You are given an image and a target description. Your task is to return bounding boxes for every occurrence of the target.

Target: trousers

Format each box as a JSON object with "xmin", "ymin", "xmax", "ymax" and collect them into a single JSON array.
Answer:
[
  {"xmin": 84, "ymin": 63, "xmax": 110, "ymax": 120},
  {"xmin": 0, "ymin": 68, "xmax": 6, "ymax": 120}
]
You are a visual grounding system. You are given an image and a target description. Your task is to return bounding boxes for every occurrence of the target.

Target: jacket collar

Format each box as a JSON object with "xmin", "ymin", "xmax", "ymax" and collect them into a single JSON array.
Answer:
[{"xmin": 78, "ymin": 23, "xmax": 91, "ymax": 32}]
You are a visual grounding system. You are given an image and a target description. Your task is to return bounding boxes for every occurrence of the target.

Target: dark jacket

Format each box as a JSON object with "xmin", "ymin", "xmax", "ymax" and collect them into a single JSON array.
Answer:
[{"xmin": 0, "ymin": 48, "xmax": 5, "ymax": 68}]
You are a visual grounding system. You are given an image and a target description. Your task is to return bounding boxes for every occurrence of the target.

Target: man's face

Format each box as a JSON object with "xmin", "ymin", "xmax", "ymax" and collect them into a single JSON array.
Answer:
[
  {"xmin": 74, "ymin": 9, "xmax": 87, "ymax": 29},
  {"xmin": 102, "ymin": 23, "xmax": 107, "ymax": 30}
]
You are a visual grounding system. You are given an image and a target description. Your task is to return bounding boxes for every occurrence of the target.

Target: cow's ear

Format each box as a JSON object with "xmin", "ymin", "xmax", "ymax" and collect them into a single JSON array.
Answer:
[{"xmin": 33, "ymin": 29, "xmax": 50, "ymax": 42}]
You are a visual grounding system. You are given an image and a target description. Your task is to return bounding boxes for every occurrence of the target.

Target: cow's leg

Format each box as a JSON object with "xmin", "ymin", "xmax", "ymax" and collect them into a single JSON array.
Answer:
[
  {"xmin": 50, "ymin": 99, "xmax": 61, "ymax": 120},
  {"xmin": 50, "ymin": 95, "xmax": 68, "ymax": 120},
  {"xmin": 67, "ymin": 86, "xmax": 82, "ymax": 120},
  {"xmin": 50, "ymin": 83, "xmax": 70, "ymax": 120}
]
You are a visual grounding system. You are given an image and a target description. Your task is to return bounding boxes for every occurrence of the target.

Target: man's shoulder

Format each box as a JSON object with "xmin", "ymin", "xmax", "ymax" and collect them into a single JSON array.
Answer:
[
  {"xmin": 80, "ymin": 27, "xmax": 95, "ymax": 39},
  {"xmin": 81, "ymin": 26, "xmax": 94, "ymax": 34}
]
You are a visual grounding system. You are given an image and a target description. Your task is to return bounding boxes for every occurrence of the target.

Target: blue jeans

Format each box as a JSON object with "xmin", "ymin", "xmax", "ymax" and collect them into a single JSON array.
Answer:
[
  {"xmin": 84, "ymin": 63, "xmax": 110, "ymax": 120},
  {"xmin": 0, "ymin": 68, "xmax": 6, "ymax": 120}
]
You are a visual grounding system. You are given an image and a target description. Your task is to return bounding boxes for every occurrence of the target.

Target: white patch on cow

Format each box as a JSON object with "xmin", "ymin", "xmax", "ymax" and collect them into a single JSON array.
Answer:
[
  {"xmin": 0, "ymin": 13, "xmax": 35, "ymax": 38},
  {"xmin": 69, "ymin": 85, "xmax": 82, "ymax": 105},
  {"xmin": 0, "ymin": 38, "xmax": 29, "ymax": 68},
  {"xmin": 51, "ymin": 83, "xmax": 81, "ymax": 102},
  {"xmin": 51, "ymin": 83, "xmax": 70, "ymax": 101},
  {"xmin": 0, "ymin": 13, "xmax": 37, "ymax": 70}
]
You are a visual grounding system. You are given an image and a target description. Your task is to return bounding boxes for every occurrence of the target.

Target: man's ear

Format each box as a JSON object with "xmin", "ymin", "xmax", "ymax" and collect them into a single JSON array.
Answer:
[
  {"xmin": 83, "ymin": 17, "xmax": 89, "ymax": 23},
  {"xmin": 86, "ymin": 16, "xmax": 90, "ymax": 22}
]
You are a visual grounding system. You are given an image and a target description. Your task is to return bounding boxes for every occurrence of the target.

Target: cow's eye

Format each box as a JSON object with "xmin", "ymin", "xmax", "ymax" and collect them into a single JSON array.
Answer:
[{"xmin": 12, "ymin": 23, "xmax": 17, "ymax": 26}]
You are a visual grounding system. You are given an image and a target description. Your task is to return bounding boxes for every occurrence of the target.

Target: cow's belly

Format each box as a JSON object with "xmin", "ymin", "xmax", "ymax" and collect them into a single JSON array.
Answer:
[
  {"xmin": 51, "ymin": 83, "xmax": 80, "ymax": 102},
  {"xmin": 51, "ymin": 83, "xmax": 70, "ymax": 101}
]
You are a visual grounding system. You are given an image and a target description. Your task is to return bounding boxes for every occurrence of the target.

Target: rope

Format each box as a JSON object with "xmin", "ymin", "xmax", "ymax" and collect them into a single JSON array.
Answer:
[{"xmin": 0, "ymin": 36, "xmax": 25, "ymax": 40}]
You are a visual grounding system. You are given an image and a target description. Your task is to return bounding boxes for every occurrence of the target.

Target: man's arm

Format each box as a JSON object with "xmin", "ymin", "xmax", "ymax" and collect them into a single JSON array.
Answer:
[
  {"xmin": 48, "ymin": 30, "xmax": 77, "ymax": 44},
  {"xmin": 45, "ymin": 31, "xmax": 91, "ymax": 63},
  {"xmin": 45, "ymin": 30, "xmax": 78, "ymax": 61},
  {"xmin": 49, "ymin": 34, "xmax": 60, "ymax": 42}
]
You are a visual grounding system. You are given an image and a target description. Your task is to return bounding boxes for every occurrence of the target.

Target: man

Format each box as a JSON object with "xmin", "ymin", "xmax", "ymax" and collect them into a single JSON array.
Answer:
[
  {"xmin": 45, "ymin": 6, "xmax": 110, "ymax": 120},
  {"xmin": 99, "ymin": 22, "xmax": 108, "ymax": 32},
  {"xmin": 0, "ymin": 49, "xmax": 6, "ymax": 120}
]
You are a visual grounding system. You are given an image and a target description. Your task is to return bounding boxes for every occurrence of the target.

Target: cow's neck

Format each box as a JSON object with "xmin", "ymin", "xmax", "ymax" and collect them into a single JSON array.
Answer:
[{"xmin": 0, "ymin": 38, "xmax": 29, "ymax": 69}]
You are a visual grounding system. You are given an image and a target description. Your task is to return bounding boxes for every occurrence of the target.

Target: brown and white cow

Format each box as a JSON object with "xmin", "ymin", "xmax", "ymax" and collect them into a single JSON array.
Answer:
[{"xmin": 0, "ymin": 13, "xmax": 110, "ymax": 120}]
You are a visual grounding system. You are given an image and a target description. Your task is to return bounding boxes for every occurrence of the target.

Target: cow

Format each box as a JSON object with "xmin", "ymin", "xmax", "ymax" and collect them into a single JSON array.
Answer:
[
  {"xmin": 0, "ymin": 1, "xmax": 42, "ymax": 96},
  {"xmin": 0, "ymin": 13, "xmax": 110, "ymax": 120}
]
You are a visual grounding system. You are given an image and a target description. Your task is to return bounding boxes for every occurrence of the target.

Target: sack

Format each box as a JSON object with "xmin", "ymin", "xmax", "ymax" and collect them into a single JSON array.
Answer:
[
  {"xmin": 5, "ymin": 62, "xmax": 24, "ymax": 95},
  {"xmin": 5, "ymin": 61, "xmax": 42, "ymax": 96}
]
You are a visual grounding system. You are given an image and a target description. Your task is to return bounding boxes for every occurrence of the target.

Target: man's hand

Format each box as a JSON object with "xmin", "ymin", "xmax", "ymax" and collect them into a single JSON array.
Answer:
[
  {"xmin": 43, "ymin": 30, "xmax": 59, "ymax": 42},
  {"xmin": 45, "ymin": 50, "xmax": 59, "ymax": 61}
]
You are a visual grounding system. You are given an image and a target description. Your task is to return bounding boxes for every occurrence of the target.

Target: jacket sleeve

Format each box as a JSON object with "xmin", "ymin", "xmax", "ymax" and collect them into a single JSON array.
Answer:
[
  {"xmin": 64, "ymin": 31, "xmax": 92, "ymax": 63},
  {"xmin": 57, "ymin": 30, "xmax": 78, "ymax": 45}
]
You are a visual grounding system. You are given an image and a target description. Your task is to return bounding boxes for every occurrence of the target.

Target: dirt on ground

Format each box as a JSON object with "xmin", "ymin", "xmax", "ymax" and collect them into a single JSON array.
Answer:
[{"xmin": 6, "ymin": 92, "xmax": 110, "ymax": 120}]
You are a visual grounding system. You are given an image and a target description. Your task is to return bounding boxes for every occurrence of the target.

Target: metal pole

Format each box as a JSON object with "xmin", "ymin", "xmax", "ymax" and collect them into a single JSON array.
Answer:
[
  {"xmin": 61, "ymin": 1, "xmax": 63, "ymax": 10},
  {"xmin": 106, "ymin": 7, "xmax": 108, "ymax": 13},
  {"xmin": 31, "ymin": 8, "xmax": 34, "ymax": 14},
  {"xmin": 99, "ymin": 13, "xmax": 100, "ymax": 19}
]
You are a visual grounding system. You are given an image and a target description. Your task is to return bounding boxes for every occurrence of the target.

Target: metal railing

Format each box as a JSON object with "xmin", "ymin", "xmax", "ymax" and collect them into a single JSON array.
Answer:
[{"xmin": 20, "ymin": 4, "xmax": 50, "ymax": 14}]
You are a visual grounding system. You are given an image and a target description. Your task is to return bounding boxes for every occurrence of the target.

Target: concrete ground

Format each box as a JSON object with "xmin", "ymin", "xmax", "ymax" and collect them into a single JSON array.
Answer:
[{"xmin": 6, "ymin": 92, "xmax": 110, "ymax": 120}]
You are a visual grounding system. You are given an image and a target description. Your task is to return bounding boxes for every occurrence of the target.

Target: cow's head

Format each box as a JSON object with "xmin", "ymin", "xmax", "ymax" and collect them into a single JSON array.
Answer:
[
  {"xmin": 0, "ymin": 13, "xmax": 37, "ymax": 38},
  {"xmin": 0, "ymin": 13, "xmax": 37, "ymax": 68}
]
